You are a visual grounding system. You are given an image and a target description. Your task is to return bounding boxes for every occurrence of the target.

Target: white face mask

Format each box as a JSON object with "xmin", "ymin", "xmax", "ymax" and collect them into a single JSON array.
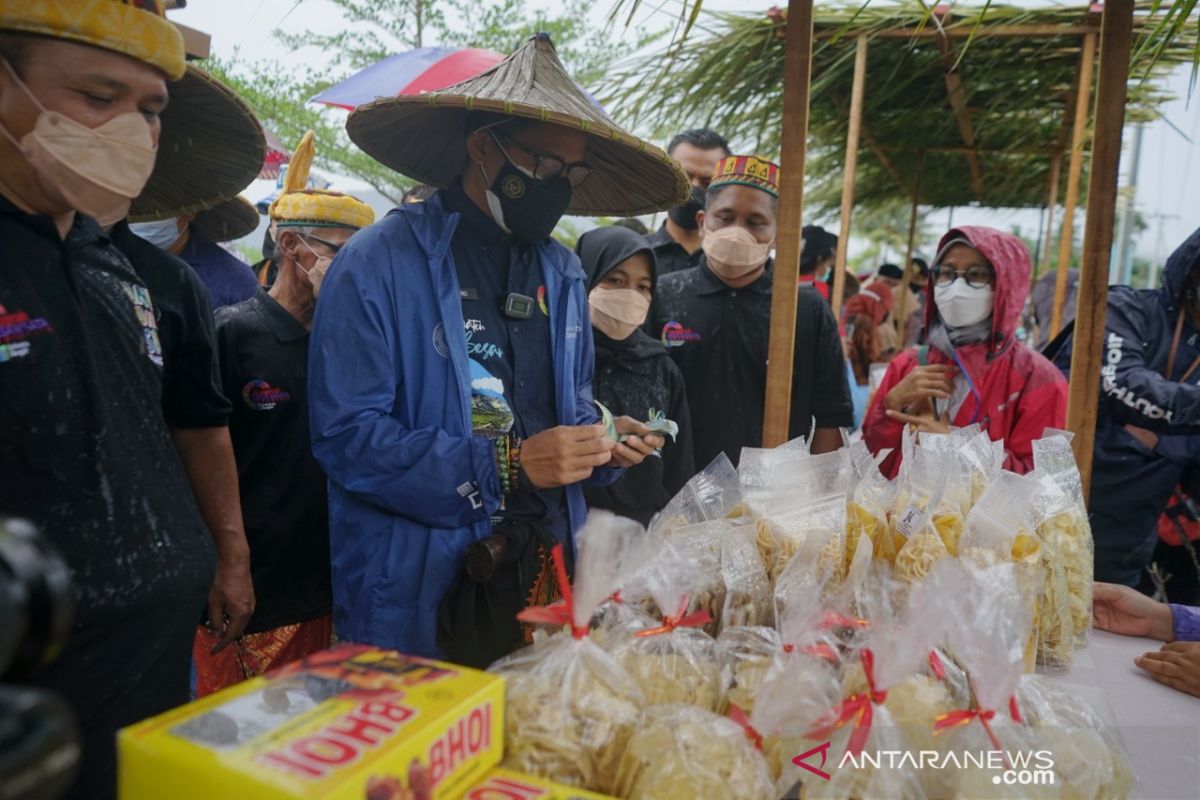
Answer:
[
  {"xmin": 934, "ymin": 280, "xmax": 994, "ymax": 328},
  {"xmin": 130, "ymin": 217, "xmax": 184, "ymax": 250},
  {"xmin": 589, "ymin": 286, "xmax": 651, "ymax": 341},
  {"xmin": 297, "ymin": 237, "xmax": 333, "ymax": 297}
]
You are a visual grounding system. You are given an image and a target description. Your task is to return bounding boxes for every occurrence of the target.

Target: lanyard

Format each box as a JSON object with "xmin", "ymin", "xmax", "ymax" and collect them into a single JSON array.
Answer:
[{"xmin": 1163, "ymin": 309, "xmax": 1200, "ymax": 384}]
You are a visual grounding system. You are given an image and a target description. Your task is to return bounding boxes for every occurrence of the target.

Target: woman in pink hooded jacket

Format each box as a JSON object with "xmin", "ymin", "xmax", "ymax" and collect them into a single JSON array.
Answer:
[{"xmin": 862, "ymin": 226, "xmax": 1068, "ymax": 478}]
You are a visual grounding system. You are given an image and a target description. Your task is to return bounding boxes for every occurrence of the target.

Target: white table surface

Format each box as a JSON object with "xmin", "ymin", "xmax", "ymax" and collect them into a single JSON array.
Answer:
[{"xmin": 1044, "ymin": 629, "xmax": 1200, "ymax": 800}]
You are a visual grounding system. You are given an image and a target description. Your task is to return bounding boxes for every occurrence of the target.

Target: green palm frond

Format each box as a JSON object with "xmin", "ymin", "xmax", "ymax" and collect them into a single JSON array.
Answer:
[{"xmin": 602, "ymin": 1, "xmax": 1197, "ymax": 214}]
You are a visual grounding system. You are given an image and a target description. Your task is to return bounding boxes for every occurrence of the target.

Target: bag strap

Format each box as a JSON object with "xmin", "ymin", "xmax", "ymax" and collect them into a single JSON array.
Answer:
[
  {"xmin": 1164, "ymin": 309, "xmax": 1200, "ymax": 384},
  {"xmin": 917, "ymin": 345, "xmax": 929, "ymax": 367}
]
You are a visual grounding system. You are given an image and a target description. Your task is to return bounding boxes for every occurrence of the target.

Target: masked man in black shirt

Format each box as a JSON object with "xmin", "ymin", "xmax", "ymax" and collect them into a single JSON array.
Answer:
[
  {"xmin": 646, "ymin": 128, "xmax": 731, "ymax": 276},
  {"xmin": 193, "ymin": 131, "xmax": 375, "ymax": 695},
  {"xmin": 0, "ymin": 6, "xmax": 221, "ymax": 797},
  {"xmin": 653, "ymin": 156, "xmax": 854, "ymax": 468}
]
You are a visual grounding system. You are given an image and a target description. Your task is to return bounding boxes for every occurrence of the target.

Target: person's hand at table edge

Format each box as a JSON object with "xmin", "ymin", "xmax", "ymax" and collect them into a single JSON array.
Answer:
[
  {"xmin": 1136, "ymin": 642, "xmax": 1200, "ymax": 699},
  {"xmin": 1092, "ymin": 582, "xmax": 1175, "ymax": 642}
]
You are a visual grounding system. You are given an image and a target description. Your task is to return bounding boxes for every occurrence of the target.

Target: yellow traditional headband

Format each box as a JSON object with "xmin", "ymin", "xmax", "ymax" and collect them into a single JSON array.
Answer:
[
  {"xmin": 269, "ymin": 131, "xmax": 375, "ymax": 231},
  {"xmin": 0, "ymin": 0, "xmax": 186, "ymax": 80}
]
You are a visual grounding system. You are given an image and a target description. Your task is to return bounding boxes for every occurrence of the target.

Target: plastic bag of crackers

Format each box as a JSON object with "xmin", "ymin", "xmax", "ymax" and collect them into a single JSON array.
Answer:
[
  {"xmin": 649, "ymin": 453, "xmax": 745, "ymax": 533},
  {"xmin": 607, "ymin": 537, "xmax": 727, "ymax": 713},
  {"xmin": 1032, "ymin": 431, "xmax": 1094, "ymax": 653},
  {"xmin": 935, "ymin": 561, "xmax": 1048, "ymax": 799},
  {"xmin": 489, "ymin": 513, "xmax": 646, "ymax": 795},
  {"xmin": 803, "ymin": 566, "xmax": 948, "ymax": 800},
  {"xmin": 612, "ymin": 703, "xmax": 775, "ymax": 800},
  {"xmin": 754, "ymin": 448, "xmax": 852, "ymax": 582}
]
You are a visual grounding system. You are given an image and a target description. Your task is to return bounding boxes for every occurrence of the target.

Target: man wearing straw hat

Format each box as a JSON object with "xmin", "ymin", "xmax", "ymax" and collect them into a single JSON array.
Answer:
[
  {"xmin": 0, "ymin": 2, "xmax": 254, "ymax": 796},
  {"xmin": 192, "ymin": 131, "xmax": 375, "ymax": 695},
  {"xmin": 309, "ymin": 33, "xmax": 688, "ymax": 659}
]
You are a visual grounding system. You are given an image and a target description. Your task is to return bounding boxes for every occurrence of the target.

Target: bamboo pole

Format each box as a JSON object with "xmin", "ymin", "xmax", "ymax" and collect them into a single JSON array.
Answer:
[
  {"xmin": 1050, "ymin": 31, "xmax": 1097, "ymax": 336},
  {"xmin": 1039, "ymin": 153, "xmax": 1063, "ymax": 276},
  {"xmin": 832, "ymin": 36, "xmax": 869, "ymax": 322},
  {"xmin": 762, "ymin": 0, "xmax": 815, "ymax": 447},
  {"xmin": 894, "ymin": 154, "xmax": 924, "ymax": 341},
  {"xmin": 895, "ymin": 194, "xmax": 921, "ymax": 340},
  {"xmin": 1068, "ymin": 0, "xmax": 1133, "ymax": 497}
]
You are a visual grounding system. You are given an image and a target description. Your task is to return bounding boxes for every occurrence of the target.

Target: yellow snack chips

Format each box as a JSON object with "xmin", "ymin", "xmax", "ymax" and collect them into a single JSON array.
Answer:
[{"xmin": 118, "ymin": 644, "xmax": 503, "ymax": 800}]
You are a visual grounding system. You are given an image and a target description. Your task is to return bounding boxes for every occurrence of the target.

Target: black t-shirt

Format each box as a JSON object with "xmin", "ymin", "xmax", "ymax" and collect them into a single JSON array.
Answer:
[
  {"xmin": 652, "ymin": 256, "xmax": 854, "ymax": 468},
  {"xmin": 109, "ymin": 222, "xmax": 231, "ymax": 429},
  {"xmin": 0, "ymin": 200, "xmax": 214, "ymax": 800},
  {"xmin": 215, "ymin": 290, "xmax": 332, "ymax": 633},
  {"xmin": 646, "ymin": 223, "xmax": 702, "ymax": 276},
  {"xmin": 442, "ymin": 182, "xmax": 567, "ymax": 541}
]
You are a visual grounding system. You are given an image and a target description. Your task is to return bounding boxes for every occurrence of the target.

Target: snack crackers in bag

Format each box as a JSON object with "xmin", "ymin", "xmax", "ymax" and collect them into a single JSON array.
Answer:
[
  {"xmin": 613, "ymin": 704, "xmax": 775, "ymax": 800},
  {"xmin": 490, "ymin": 513, "xmax": 646, "ymax": 794}
]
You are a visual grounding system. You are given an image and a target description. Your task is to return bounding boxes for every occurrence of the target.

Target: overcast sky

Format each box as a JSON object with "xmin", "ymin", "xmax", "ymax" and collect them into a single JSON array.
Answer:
[{"xmin": 173, "ymin": 0, "xmax": 1199, "ymax": 271}]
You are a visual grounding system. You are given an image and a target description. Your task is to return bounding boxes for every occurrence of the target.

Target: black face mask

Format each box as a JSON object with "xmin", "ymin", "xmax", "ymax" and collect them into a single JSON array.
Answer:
[
  {"xmin": 483, "ymin": 158, "xmax": 572, "ymax": 243},
  {"xmin": 667, "ymin": 186, "xmax": 705, "ymax": 230}
]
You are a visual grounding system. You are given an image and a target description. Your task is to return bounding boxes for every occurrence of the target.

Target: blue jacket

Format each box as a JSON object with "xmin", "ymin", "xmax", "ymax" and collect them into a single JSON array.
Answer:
[
  {"xmin": 1054, "ymin": 226, "xmax": 1200, "ymax": 585},
  {"xmin": 308, "ymin": 195, "xmax": 615, "ymax": 656}
]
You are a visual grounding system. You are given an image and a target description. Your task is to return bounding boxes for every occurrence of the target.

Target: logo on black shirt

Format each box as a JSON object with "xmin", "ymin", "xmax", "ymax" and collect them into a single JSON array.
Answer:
[
  {"xmin": 661, "ymin": 320, "xmax": 701, "ymax": 348},
  {"xmin": 0, "ymin": 304, "xmax": 54, "ymax": 363},
  {"xmin": 242, "ymin": 379, "xmax": 291, "ymax": 411}
]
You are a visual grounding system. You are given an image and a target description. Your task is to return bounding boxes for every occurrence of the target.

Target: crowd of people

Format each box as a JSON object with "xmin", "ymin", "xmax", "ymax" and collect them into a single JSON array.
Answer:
[{"xmin": 4, "ymin": 4, "xmax": 1200, "ymax": 799}]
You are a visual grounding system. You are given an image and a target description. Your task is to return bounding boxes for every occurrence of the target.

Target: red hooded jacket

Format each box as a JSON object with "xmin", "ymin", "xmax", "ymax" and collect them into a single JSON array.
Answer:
[{"xmin": 863, "ymin": 226, "xmax": 1067, "ymax": 477}]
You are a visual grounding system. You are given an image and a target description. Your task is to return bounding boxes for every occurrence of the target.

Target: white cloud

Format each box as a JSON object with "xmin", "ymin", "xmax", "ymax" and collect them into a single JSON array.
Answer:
[{"xmin": 472, "ymin": 376, "xmax": 504, "ymax": 396}]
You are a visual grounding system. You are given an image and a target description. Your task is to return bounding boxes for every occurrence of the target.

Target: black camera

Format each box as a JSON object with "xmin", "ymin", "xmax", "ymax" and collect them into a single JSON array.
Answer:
[{"xmin": 0, "ymin": 517, "xmax": 80, "ymax": 800}]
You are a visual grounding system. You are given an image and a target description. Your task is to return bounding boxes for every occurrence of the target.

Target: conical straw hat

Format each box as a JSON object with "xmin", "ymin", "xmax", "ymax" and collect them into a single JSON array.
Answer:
[
  {"xmin": 191, "ymin": 195, "xmax": 258, "ymax": 243},
  {"xmin": 347, "ymin": 33, "xmax": 687, "ymax": 217},
  {"xmin": 129, "ymin": 65, "xmax": 266, "ymax": 221}
]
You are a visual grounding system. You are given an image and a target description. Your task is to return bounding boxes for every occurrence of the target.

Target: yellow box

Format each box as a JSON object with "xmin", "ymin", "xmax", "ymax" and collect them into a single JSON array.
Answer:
[
  {"xmin": 458, "ymin": 768, "xmax": 617, "ymax": 799},
  {"xmin": 119, "ymin": 644, "xmax": 503, "ymax": 800}
]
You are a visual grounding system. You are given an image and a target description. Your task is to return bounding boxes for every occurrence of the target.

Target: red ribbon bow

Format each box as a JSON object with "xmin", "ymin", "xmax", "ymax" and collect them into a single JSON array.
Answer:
[
  {"xmin": 634, "ymin": 595, "xmax": 713, "ymax": 638},
  {"xmin": 728, "ymin": 705, "xmax": 764, "ymax": 752},
  {"xmin": 804, "ymin": 648, "xmax": 886, "ymax": 755},
  {"xmin": 783, "ymin": 641, "xmax": 840, "ymax": 664},
  {"xmin": 934, "ymin": 707, "xmax": 1004, "ymax": 757},
  {"xmin": 819, "ymin": 611, "xmax": 871, "ymax": 630},
  {"xmin": 1008, "ymin": 695, "xmax": 1022, "ymax": 723},
  {"xmin": 516, "ymin": 543, "xmax": 588, "ymax": 639},
  {"xmin": 928, "ymin": 650, "xmax": 947, "ymax": 680}
]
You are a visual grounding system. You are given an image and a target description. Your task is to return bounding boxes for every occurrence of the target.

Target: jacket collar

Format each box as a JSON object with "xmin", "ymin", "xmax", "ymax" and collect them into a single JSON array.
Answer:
[{"xmin": 400, "ymin": 188, "xmax": 585, "ymax": 282}]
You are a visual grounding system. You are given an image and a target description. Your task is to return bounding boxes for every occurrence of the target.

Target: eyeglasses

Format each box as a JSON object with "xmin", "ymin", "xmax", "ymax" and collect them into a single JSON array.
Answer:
[
  {"xmin": 490, "ymin": 130, "xmax": 594, "ymax": 188},
  {"xmin": 303, "ymin": 234, "xmax": 345, "ymax": 255},
  {"xmin": 933, "ymin": 263, "xmax": 994, "ymax": 289}
]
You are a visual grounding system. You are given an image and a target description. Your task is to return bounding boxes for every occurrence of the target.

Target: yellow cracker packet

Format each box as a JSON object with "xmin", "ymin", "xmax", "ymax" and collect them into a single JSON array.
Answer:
[
  {"xmin": 119, "ymin": 644, "xmax": 503, "ymax": 800},
  {"xmin": 461, "ymin": 768, "xmax": 617, "ymax": 799}
]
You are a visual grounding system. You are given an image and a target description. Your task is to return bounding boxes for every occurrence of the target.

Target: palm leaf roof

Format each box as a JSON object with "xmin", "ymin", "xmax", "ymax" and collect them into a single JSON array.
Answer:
[{"xmin": 605, "ymin": 1, "xmax": 1196, "ymax": 214}]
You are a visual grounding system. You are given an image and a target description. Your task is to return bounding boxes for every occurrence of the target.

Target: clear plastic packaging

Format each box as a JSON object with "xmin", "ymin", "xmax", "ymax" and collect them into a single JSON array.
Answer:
[
  {"xmin": 650, "ymin": 452, "xmax": 745, "ymax": 532},
  {"xmin": 491, "ymin": 512, "xmax": 648, "ymax": 793},
  {"xmin": 804, "ymin": 566, "xmax": 945, "ymax": 800},
  {"xmin": 612, "ymin": 704, "xmax": 775, "ymax": 800},
  {"xmin": 608, "ymin": 535, "xmax": 727, "ymax": 712},
  {"xmin": 662, "ymin": 518, "xmax": 771, "ymax": 633},
  {"xmin": 1032, "ymin": 433, "xmax": 1094, "ymax": 650},
  {"xmin": 1014, "ymin": 674, "xmax": 1135, "ymax": 799},
  {"xmin": 755, "ymin": 448, "xmax": 851, "ymax": 581},
  {"xmin": 936, "ymin": 561, "xmax": 1040, "ymax": 797},
  {"xmin": 961, "ymin": 471, "xmax": 1045, "ymax": 671}
]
